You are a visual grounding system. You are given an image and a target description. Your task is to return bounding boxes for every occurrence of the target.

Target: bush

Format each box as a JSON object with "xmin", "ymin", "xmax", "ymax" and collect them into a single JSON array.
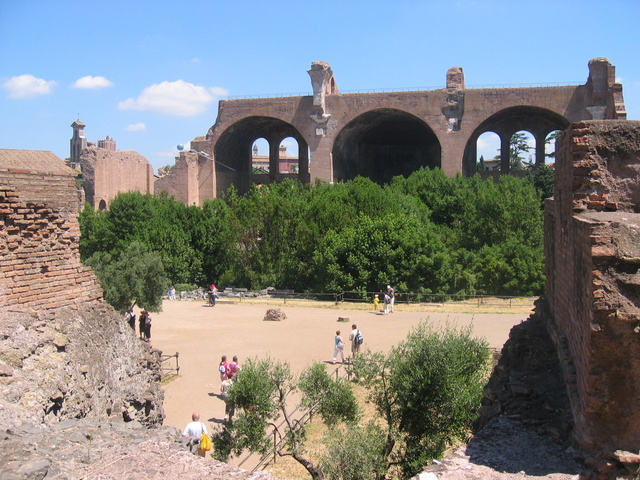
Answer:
[{"xmin": 348, "ymin": 323, "xmax": 491, "ymax": 478}]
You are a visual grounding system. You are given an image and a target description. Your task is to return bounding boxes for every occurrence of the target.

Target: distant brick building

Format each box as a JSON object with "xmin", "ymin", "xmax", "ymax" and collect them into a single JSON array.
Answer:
[
  {"xmin": 71, "ymin": 122, "xmax": 154, "ymax": 210},
  {"xmin": 155, "ymin": 57, "xmax": 626, "ymax": 204}
]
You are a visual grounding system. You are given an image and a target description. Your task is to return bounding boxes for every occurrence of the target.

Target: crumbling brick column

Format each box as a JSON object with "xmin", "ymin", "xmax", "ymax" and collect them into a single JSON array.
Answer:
[{"xmin": 545, "ymin": 121, "xmax": 640, "ymax": 476}]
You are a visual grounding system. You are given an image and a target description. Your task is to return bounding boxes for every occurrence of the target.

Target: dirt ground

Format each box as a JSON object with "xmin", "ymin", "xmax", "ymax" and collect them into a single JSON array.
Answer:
[{"xmin": 151, "ymin": 298, "xmax": 531, "ymax": 433}]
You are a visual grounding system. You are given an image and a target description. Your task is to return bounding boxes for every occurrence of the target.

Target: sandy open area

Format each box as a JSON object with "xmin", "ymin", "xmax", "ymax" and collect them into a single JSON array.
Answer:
[{"xmin": 150, "ymin": 298, "xmax": 532, "ymax": 433}]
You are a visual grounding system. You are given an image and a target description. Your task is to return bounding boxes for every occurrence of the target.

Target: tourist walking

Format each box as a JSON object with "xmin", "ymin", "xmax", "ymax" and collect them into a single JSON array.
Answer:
[
  {"xmin": 349, "ymin": 324, "xmax": 363, "ymax": 358},
  {"xmin": 221, "ymin": 373, "xmax": 235, "ymax": 421},
  {"xmin": 219, "ymin": 355, "xmax": 228, "ymax": 382},
  {"xmin": 208, "ymin": 284, "xmax": 218, "ymax": 306},
  {"xmin": 182, "ymin": 412, "xmax": 208, "ymax": 457},
  {"xmin": 125, "ymin": 308, "xmax": 136, "ymax": 331},
  {"xmin": 388, "ymin": 285, "xmax": 395, "ymax": 313},
  {"xmin": 144, "ymin": 311, "xmax": 152, "ymax": 341},
  {"xmin": 332, "ymin": 330, "xmax": 345, "ymax": 364},
  {"xmin": 138, "ymin": 311, "xmax": 147, "ymax": 339},
  {"xmin": 227, "ymin": 355, "xmax": 239, "ymax": 378}
]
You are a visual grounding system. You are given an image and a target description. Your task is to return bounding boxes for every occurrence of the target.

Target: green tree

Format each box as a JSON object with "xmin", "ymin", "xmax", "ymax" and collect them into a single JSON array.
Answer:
[
  {"xmin": 348, "ymin": 324, "xmax": 490, "ymax": 478},
  {"xmin": 508, "ymin": 132, "xmax": 532, "ymax": 170},
  {"xmin": 319, "ymin": 422, "xmax": 388, "ymax": 480},
  {"xmin": 476, "ymin": 155, "xmax": 486, "ymax": 171},
  {"xmin": 85, "ymin": 241, "xmax": 167, "ymax": 312},
  {"xmin": 212, "ymin": 358, "xmax": 358, "ymax": 480},
  {"xmin": 545, "ymin": 130, "xmax": 562, "ymax": 160},
  {"xmin": 526, "ymin": 163, "xmax": 555, "ymax": 205}
]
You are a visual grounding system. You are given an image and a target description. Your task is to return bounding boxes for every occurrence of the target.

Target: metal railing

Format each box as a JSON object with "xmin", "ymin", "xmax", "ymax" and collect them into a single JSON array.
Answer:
[
  {"xmin": 235, "ymin": 363, "xmax": 347, "ymax": 473},
  {"xmin": 233, "ymin": 290, "xmax": 535, "ymax": 308},
  {"xmin": 160, "ymin": 352, "xmax": 180, "ymax": 378},
  {"xmin": 226, "ymin": 82, "xmax": 581, "ymax": 100}
]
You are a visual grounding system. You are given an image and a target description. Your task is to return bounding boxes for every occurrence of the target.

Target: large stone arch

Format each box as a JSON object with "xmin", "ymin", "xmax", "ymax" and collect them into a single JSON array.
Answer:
[
  {"xmin": 214, "ymin": 116, "xmax": 309, "ymax": 195},
  {"xmin": 463, "ymin": 106, "xmax": 570, "ymax": 176},
  {"xmin": 332, "ymin": 108, "xmax": 441, "ymax": 184}
]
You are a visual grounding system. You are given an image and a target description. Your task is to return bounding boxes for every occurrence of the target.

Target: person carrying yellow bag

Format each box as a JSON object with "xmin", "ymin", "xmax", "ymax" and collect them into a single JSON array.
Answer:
[{"xmin": 183, "ymin": 413, "xmax": 210, "ymax": 456}]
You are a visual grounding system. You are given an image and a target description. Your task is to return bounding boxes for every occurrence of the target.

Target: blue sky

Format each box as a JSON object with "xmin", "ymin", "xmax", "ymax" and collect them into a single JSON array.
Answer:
[{"xmin": 1, "ymin": 0, "xmax": 639, "ymax": 172}]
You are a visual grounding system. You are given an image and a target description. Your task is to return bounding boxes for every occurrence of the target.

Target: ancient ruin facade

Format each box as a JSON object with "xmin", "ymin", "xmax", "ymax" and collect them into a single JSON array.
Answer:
[
  {"xmin": 545, "ymin": 121, "xmax": 640, "ymax": 476},
  {"xmin": 0, "ymin": 149, "xmax": 103, "ymax": 310},
  {"xmin": 80, "ymin": 145, "xmax": 154, "ymax": 210},
  {"xmin": 156, "ymin": 57, "xmax": 626, "ymax": 204}
]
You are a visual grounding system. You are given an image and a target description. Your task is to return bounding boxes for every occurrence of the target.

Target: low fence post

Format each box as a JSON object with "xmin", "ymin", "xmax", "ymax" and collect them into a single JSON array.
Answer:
[{"xmin": 273, "ymin": 428, "xmax": 277, "ymax": 464}]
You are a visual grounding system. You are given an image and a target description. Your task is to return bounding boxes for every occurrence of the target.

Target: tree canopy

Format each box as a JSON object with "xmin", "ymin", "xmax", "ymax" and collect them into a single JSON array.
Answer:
[
  {"xmin": 79, "ymin": 167, "xmax": 547, "ymax": 297},
  {"xmin": 84, "ymin": 241, "xmax": 167, "ymax": 312}
]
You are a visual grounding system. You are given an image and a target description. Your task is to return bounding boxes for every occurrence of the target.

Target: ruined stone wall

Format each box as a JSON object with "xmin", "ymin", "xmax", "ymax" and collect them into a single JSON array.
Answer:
[
  {"xmin": 545, "ymin": 121, "xmax": 640, "ymax": 461},
  {"xmin": 154, "ymin": 151, "xmax": 214, "ymax": 207},
  {"xmin": 80, "ymin": 146, "xmax": 154, "ymax": 209},
  {"xmin": 0, "ymin": 168, "xmax": 103, "ymax": 311}
]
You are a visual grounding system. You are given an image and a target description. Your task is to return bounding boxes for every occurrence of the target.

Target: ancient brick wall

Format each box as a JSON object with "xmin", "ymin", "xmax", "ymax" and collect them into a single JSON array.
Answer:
[
  {"xmin": 154, "ymin": 151, "xmax": 214, "ymax": 207},
  {"xmin": 0, "ymin": 164, "xmax": 103, "ymax": 311},
  {"xmin": 545, "ymin": 121, "xmax": 640, "ymax": 463},
  {"xmin": 80, "ymin": 146, "xmax": 154, "ymax": 209}
]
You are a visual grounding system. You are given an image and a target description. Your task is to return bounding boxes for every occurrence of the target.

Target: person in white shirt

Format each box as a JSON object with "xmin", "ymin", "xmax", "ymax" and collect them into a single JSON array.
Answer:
[
  {"xmin": 183, "ymin": 412, "xmax": 208, "ymax": 456},
  {"xmin": 349, "ymin": 324, "xmax": 361, "ymax": 358}
]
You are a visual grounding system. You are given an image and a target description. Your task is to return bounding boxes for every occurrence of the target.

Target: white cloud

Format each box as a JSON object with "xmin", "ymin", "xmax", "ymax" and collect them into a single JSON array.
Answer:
[
  {"xmin": 126, "ymin": 122, "xmax": 147, "ymax": 132},
  {"xmin": 118, "ymin": 80, "xmax": 228, "ymax": 116},
  {"xmin": 72, "ymin": 75, "xmax": 114, "ymax": 89},
  {"xmin": 1, "ymin": 74, "xmax": 56, "ymax": 99}
]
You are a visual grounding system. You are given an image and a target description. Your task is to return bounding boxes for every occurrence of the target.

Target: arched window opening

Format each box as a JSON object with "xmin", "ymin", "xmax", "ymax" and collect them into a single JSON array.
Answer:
[
  {"xmin": 476, "ymin": 132, "xmax": 500, "ymax": 172},
  {"xmin": 278, "ymin": 137, "xmax": 299, "ymax": 174},
  {"xmin": 98, "ymin": 199, "xmax": 107, "ymax": 211},
  {"xmin": 509, "ymin": 130, "xmax": 535, "ymax": 171},
  {"xmin": 251, "ymin": 138, "xmax": 270, "ymax": 174}
]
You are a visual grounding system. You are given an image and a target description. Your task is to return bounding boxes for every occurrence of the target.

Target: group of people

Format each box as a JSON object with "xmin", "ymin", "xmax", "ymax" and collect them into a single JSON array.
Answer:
[
  {"xmin": 373, "ymin": 285, "xmax": 395, "ymax": 315},
  {"xmin": 124, "ymin": 309, "xmax": 152, "ymax": 341},
  {"xmin": 218, "ymin": 355, "xmax": 239, "ymax": 421},
  {"xmin": 181, "ymin": 285, "xmax": 396, "ymax": 456},
  {"xmin": 332, "ymin": 324, "xmax": 363, "ymax": 364},
  {"xmin": 182, "ymin": 355, "xmax": 241, "ymax": 456}
]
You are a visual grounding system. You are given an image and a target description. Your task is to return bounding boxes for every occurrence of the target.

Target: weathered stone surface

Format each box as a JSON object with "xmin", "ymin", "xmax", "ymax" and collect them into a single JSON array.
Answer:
[
  {"xmin": 0, "ymin": 304, "xmax": 164, "ymax": 429},
  {"xmin": 263, "ymin": 308, "xmax": 286, "ymax": 321}
]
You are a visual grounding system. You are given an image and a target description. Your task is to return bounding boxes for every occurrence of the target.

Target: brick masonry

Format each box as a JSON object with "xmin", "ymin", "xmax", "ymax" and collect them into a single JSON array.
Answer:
[
  {"xmin": 0, "ymin": 160, "xmax": 103, "ymax": 311},
  {"xmin": 545, "ymin": 121, "xmax": 640, "ymax": 466}
]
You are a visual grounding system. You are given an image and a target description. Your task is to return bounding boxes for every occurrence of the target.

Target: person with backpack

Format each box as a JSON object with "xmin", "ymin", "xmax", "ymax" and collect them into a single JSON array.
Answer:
[
  {"xmin": 219, "ymin": 355, "xmax": 228, "ymax": 383},
  {"xmin": 349, "ymin": 324, "xmax": 363, "ymax": 358},
  {"xmin": 383, "ymin": 293, "xmax": 390, "ymax": 315},
  {"xmin": 125, "ymin": 308, "xmax": 136, "ymax": 331}
]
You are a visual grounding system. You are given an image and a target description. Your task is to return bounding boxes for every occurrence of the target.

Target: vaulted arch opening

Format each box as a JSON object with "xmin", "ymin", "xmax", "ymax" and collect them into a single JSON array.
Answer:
[
  {"xmin": 332, "ymin": 109, "xmax": 440, "ymax": 185},
  {"xmin": 214, "ymin": 116, "xmax": 309, "ymax": 195},
  {"xmin": 464, "ymin": 106, "xmax": 569, "ymax": 177}
]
